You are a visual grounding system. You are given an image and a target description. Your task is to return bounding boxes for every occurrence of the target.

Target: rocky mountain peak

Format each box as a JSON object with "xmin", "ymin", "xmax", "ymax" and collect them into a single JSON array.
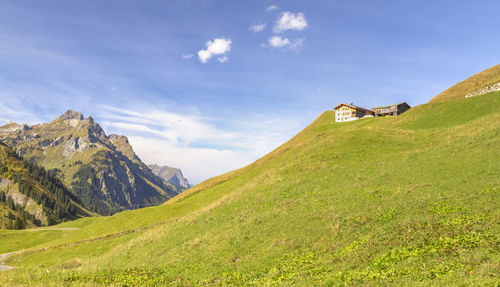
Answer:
[
  {"xmin": 85, "ymin": 117, "xmax": 107, "ymax": 141},
  {"xmin": 109, "ymin": 134, "xmax": 129, "ymax": 144},
  {"xmin": 0, "ymin": 110, "xmax": 182, "ymax": 215},
  {"xmin": 148, "ymin": 164, "xmax": 190, "ymax": 189},
  {"xmin": 59, "ymin": 110, "xmax": 84, "ymax": 121}
]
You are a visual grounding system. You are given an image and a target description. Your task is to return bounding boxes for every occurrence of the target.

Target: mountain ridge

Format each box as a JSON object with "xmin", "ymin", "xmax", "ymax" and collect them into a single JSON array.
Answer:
[{"xmin": 0, "ymin": 110, "xmax": 181, "ymax": 215}]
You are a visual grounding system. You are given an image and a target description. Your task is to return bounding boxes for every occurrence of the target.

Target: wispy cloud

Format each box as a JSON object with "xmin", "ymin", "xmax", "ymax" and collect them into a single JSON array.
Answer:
[
  {"xmin": 182, "ymin": 54, "xmax": 194, "ymax": 59},
  {"xmin": 0, "ymin": 93, "xmax": 46, "ymax": 125},
  {"xmin": 197, "ymin": 38, "xmax": 232, "ymax": 64},
  {"xmin": 100, "ymin": 106, "xmax": 235, "ymax": 145},
  {"xmin": 0, "ymin": 98, "xmax": 302, "ymax": 184},
  {"xmin": 217, "ymin": 56, "xmax": 228, "ymax": 63},
  {"xmin": 273, "ymin": 12, "xmax": 308, "ymax": 33},
  {"xmin": 97, "ymin": 105, "xmax": 301, "ymax": 183},
  {"xmin": 249, "ymin": 23, "xmax": 267, "ymax": 33},
  {"xmin": 266, "ymin": 5, "xmax": 278, "ymax": 12}
]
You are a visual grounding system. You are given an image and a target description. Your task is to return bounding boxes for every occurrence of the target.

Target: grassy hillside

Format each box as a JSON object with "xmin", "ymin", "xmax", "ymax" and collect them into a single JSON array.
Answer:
[
  {"xmin": 0, "ymin": 91, "xmax": 498, "ymax": 284},
  {"xmin": 429, "ymin": 64, "xmax": 500, "ymax": 102}
]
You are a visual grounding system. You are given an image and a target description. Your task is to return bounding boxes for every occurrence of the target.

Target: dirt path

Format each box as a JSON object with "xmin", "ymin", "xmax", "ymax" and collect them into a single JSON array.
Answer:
[
  {"xmin": 0, "ymin": 227, "xmax": 80, "ymax": 271},
  {"xmin": 0, "ymin": 221, "xmax": 172, "ymax": 272},
  {"xmin": 0, "ymin": 251, "xmax": 20, "ymax": 271},
  {"xmin": 24, "ymin": 227, "xmax": 79, "ymax": 232}
]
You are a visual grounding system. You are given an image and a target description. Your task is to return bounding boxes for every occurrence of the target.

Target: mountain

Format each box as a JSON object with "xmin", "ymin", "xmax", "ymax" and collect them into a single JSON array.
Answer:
[
  {"xmin": 0, "ymin": 66, "xmax": 498, "ymax": 286},
  {"xmin": 148, "ymin": 164, "xmax": 190, "ymax": 189},
  {"xmin": 0, "ymin": 141, "xmax": 94, "ymax": 229},
  {"xmin": 0, "ymin": 110, "xmax": 181, "ymax": 215}
]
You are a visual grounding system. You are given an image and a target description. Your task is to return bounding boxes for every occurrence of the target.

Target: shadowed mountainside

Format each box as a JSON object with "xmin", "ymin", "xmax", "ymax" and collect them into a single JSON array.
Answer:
[{"xmin": 0, "ymin": 142, "xmax": 94, "ymax": 229}]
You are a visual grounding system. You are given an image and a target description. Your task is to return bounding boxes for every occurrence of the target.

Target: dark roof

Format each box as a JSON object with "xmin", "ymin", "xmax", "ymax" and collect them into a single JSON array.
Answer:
[
  {"xmin": 333, "ymin": 103, "xmax": 373, "ymax": 112},
  {"xmin": 372, "ymin": 102, "xmax": 409, "ymax": 109}
]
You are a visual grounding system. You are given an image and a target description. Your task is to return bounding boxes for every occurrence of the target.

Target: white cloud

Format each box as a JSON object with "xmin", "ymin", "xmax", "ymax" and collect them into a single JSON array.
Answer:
[
  {"xmin": 198, "ymin": 50, "xmax": 212, "ymax": 64},
  {"xmin": 273, "ymin": 12, "xmax": 308, "ymax": 33},
  {"xmin": 249, "ymin": 23, "xmax": 267, "ymax": 33},
  {"xmin": 197, "ymin": 38, "xmax": 232, "ymax": 64},
  {"xmin": 268, "ymin": 36, "xmax": 290, "ymax": 48},
  {"xmin": 217, "ymin": 56, "xmax": 228, "ymax": 63},
  {"xmin": 267, "ymin": 5, "xmax": 278, "ymax": 12},
  {"xmin": 182, "ymin": 54, "xmax": 194, "ymax": 59},
  {"xmin": 267, "ymin": 36, "xmax": 304, "ymax": 50}
]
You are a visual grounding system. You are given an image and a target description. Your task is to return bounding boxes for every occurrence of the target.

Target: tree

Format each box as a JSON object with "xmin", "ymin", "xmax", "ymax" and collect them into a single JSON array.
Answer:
[
  {"xmin": 0, "ymin": 190, "xmax": 5, "ymax": 202},
  {"xmin": 5, "ymin": 219, "xmax": 13, "ymax": 229},
  {"xmin": 6, "ymin": 196, "xmax": 15, "ymax": 210},
  {"xmin": 12, "ymin": 217, "xmax": 25, "ymax": 229}
]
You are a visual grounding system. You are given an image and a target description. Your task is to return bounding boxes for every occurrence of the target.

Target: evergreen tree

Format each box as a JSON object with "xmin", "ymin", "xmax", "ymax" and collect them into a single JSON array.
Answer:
[
  {"xmin": 12, "ymin": 217, "xmax": 25, "ymax": 229},
  {"xmin": 6, "ymin": 196, "xmax": 15, "ymax": 210}
]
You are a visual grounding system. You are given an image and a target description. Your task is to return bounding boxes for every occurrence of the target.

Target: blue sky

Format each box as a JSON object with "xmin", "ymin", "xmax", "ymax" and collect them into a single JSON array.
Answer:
[{"xmin": 0, "ymin": 0, "xmax": 499, "ymax": 183}]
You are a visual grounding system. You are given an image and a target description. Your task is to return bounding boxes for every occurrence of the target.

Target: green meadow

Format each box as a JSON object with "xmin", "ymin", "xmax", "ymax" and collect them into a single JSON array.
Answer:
[{"xmin": 0, "ymin": 90, "xmax": 498, "ymax": 285}]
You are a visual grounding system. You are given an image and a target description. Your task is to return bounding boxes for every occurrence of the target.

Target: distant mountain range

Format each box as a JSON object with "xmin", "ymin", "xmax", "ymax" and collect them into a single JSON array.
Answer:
[
  {"xmin": 0, "ymin": 110, "xmax": 182, "ymax": 215},
  {"xmin": 148, "ymin": 164, "xmax": 190, "ymax": 189}
]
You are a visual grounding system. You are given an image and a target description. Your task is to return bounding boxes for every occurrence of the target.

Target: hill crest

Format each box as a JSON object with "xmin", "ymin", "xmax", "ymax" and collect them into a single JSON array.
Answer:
[{"xmin": 429, "ymin": 64, "xmax": 500, "ymax": 102}]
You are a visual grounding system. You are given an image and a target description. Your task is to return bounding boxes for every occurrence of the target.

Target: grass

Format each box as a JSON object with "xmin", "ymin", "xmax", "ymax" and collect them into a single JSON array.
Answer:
[
  {"xmin": 0, "ymin": 91, "xmax": 498, "ymax": 286},
  {"xmin": 429, "ymin": 64, "xmax": 500, "ymax": 102},
  {"xmin": 0, "ymin": 229, "xmax": 80, "ymax": 254}
]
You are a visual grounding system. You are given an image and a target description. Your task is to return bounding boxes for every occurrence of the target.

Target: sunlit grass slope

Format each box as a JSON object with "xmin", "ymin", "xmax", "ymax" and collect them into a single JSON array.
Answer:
[
  {"xmin": 429, "ymin": 64, "xmax": 500, "ymax": 102},
  {"xmin": 1, "ymin": 91, "xmax": 499, "ymax": 285}
]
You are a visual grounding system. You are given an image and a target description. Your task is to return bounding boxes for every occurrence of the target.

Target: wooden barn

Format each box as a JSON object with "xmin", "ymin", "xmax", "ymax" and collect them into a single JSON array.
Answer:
[
  {"xmin": 372, "ymin": 102, "xmax": 411, "ymax": 117},
  {"xmin": 334, "ymin": 103, "xmax": 374, "ymax": 122}
]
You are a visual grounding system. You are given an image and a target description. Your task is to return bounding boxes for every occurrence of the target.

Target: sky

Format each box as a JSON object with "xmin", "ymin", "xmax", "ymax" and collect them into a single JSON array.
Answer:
[{"xmin": 0, "ymin": 0, "xmax": 499, "ymax": 183}]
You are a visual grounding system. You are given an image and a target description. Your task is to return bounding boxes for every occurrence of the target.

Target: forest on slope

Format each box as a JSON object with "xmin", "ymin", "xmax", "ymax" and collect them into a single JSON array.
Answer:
[{"xmin": 0, "ymin": 142, "xmax": 93, "ymax": 229}]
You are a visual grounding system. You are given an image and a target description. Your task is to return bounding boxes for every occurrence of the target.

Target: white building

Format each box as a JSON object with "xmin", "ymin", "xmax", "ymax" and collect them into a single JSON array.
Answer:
[{"xmin": 334, "ymin": 103, "xmax": 375, "ymax": 123}]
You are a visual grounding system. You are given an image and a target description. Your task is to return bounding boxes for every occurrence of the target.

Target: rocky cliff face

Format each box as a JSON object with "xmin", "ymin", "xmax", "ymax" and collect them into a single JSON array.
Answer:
[
  {"xmin": 148, "ymin": 164, "xmax": 190, "ymax": 189},
  {"xmin": 0, "ymin": 110, "xmax": 181, "ymax": 215}
]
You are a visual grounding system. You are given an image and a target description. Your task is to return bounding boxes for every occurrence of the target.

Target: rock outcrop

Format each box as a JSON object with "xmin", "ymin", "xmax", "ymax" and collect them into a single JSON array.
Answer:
[
  {"xmin": 465, "ymin": 82, "xmax": 500, "ymax": 98},
  {"xmin": 58, "ymin": 110, "xmax": 84, "ymax": 121}
]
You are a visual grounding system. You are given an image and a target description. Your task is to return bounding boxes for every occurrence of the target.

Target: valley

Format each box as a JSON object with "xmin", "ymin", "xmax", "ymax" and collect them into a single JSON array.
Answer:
[{"xmin": 0, "ymin": 66, "xmax": 498, "ymax": 285}]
